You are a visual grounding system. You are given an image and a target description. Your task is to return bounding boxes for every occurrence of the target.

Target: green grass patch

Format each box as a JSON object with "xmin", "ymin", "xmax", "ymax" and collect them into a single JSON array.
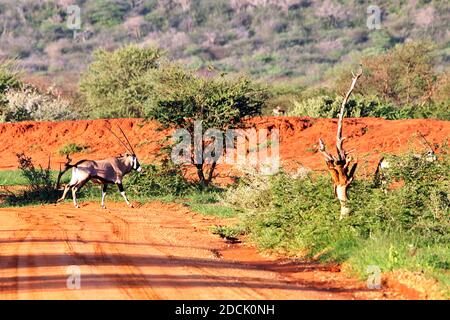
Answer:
[
  {"xmin": 0, "ymin": 170, "xmax": 30, "ymax": 186},
  {"xmin": 189, "ymin": 203, "xmax": 236, "ymax": 218},
  {"xmin": 180, "ymin": 189, "xmax": 238, "ymax": 218},
  {"xmin": 0, "ymin": 170, "xmax": 70, "ymax": 186}
]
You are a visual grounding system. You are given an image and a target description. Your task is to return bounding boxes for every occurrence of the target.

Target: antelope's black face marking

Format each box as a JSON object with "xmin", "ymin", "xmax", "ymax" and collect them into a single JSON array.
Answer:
[{"xmin": 131, "ymin": 155, "xmax": 142, "ymax": 172}]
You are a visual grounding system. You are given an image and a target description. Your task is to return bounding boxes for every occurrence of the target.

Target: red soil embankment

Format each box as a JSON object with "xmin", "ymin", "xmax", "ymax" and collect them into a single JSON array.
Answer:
[{"xmin": 0, "ymin": 117, "xmax": 449, "ymax": 174}]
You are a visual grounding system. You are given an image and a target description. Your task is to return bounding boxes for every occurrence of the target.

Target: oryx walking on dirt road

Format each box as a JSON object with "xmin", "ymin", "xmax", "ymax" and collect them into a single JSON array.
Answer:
[{"xmin": 57, "ymin": 126, "xmax": 142, "ymax": 208}]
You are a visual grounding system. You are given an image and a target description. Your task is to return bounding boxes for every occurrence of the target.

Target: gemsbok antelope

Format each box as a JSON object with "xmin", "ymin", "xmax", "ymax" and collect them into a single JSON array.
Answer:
[{"xmin": 57, "ymin": 126, "xmax": 142, "ymax": 209}]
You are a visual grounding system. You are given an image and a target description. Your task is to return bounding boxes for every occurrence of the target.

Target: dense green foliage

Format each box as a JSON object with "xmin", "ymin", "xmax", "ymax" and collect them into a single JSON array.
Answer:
[
  {"xmin": 223, "ymin": 150, "xmax": 450, "ymax": 291},
  {"xmin": 146, "ymin": 63, "xmax": 268, "ymax": 129},
  {"xmin": 287, "ymin": 42, "xmax": 450, "ymax": 120},
  {"xmin": 2, "ymin": 40, "xmax": 449, "ymax": 122},
  {"xmin": 126, "ymin": 163, "xmax": 194, "ymax": 197},
  {"xmin": 145, "ymin": 63, "xmax": 268, "ymax": 185},
  {"xmin": 289, "ymin": 94, "xmax": 450, "ymax": 120},
  {"xmin": 337, "ymin": 42, "xmax": 444, "ymax": 107},
  {"xmin": 79, "ymin": 46, "xmax": 163, "ymax": 118},
  {"xmin": 86, "ymin": 0, "xmax": 132, "ymax": 28}
]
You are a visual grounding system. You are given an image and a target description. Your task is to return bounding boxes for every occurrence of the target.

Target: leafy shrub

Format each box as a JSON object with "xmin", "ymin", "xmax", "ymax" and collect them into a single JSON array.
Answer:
[
  {"xmin": 334, "ymin": 42, "xmax": 437, "ymax": 105},
  {"xmin": 289, "ymin": 93, "xmax": 450, "ymax": 120},
  {"xmin": 3, "ymin": 153, "xmax": 59, "ymax": 205},
  {"xmin": 290, "ymin": 95, "xmax": 338, "ymax": 118},
  {"xmin": 58, "ymin": 143, "xmax": 89, "ymax": 156},
  {"xmin": 0, "ymin": 60, "xmax": 21, "ymax": 94},
  {"xmin": 2, "ymin": 85, "xmax": 77, "ymax": 122},
  {"xmin": 211, "ymin": 224, "xmax": 246, "ymax": 241},
  {"xmin": 224, "ymin": 149, "xmax": 450, "ymax": 286},
  {"xmin": 0, "ymin": 60, "xmax": 21, "ymax": 115},
  {"xmin": 223, "ymin": 170, "xmax": 273, "ymax": 210},
  {"xmin": 16, "ymin": 152, "xmax": 53, "ymax": 193},
  {"xmin": 126, "ymin": 163, "xmax": 194, "ymax": 197},
  {"xmin": 79, "ymin": 45, "xmax": 163, "ymax": 118},
  {"xmin": 145, "ymin": 63, "xmax": 268, "ymax": 186},
  {"xmin": 289, "ymin": 94, "xmax": 398, "ymax": 119}
]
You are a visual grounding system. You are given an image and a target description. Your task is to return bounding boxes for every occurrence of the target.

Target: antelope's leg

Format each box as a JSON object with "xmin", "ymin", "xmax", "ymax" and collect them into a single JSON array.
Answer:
[
  {"xmin": 57, "ymin": 184, "xmax": 71, "ymax": 202},
  {"xmin": 71, "ymin": 177, "xmax": 89, "ymax": 209},
  {"xmin": 117, "ymin": 183, "xmax": 133, "ymax": 208},
  {"xmin": 58, "ymin": 172, "xmax": 78, "ymax": 202},
  {"xmin": 71, "ymin": 187, "xmax": 79, "ymax": 208},
  {"xmin": 59, "ymin": 168, "xmax": 79, "ymax": 203},
  {"xmin": 101, "ymin": 184, "xmax": 107, "ymax": 209}
]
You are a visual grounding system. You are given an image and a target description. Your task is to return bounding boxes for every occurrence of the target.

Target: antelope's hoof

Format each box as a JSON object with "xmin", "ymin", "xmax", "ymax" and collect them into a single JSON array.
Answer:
[
  {"xmin": 56, "ymin": 198, "xmax": 63, "ymax": 203},
  {"xmin": 101, "ymin": 205, "xmax": 107, "ymax": 209},
  {"xmin": 128, "ymin": 204, "xmax": 134, "ymax": 208},
  {"xmin": 74, "ymin": 205, "xmax": 80, "ymax": 209}
]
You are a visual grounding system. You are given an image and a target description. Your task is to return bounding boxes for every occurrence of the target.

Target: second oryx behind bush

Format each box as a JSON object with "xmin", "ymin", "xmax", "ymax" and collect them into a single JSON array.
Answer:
[{"xmin": 57, "ymin": 125, "xmax": 142, "ymax": 208}]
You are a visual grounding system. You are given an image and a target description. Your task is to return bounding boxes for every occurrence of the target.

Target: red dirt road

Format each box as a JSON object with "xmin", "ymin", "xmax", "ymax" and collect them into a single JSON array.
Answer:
[{"xmin": 0, "ymin": 201, "xmax": 410, "ymax": 300}]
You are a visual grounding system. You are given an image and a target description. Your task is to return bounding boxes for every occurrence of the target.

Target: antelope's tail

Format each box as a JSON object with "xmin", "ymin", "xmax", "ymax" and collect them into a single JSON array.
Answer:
[{"xmin": 54, "ymin": 156, "xmax": 87, "ymax": 190}]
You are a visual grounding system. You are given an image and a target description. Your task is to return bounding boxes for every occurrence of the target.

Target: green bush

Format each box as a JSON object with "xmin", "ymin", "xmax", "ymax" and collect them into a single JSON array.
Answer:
[
  {"xmin": 79, "ymin": 45, "xmax": 163, "ymax": 118},
  {"xmin": 289, "ymin": 94, "xmax": 395, "ymax": 118},
  {"xmin": 290, "ymin": 95, "xmax": 338, "ymax": 118},
  {"xmin": 0, "ymin": 60, "xmax": 21, "ymax": 93},
  {"xmin": 0, "ymin": 60, "xmax": 21, "ymax": 117},
  {"xmin": 289, "ymin": 93, "xmax": 450, "ymax": 120},
  {"xmin": 3, "ymin": 153, "xmax": 59, "ymax": 205},
  {"xmin": 58, "ymin": 143, "xmax": 89, "ymax": 156},
  {"xmin": 145, "ymin": 63, "xmax": 268, "ymax": 186},
  {"xmin": 16, "ymin": 152, "xmax": 53, "ymax": 192},
  {"xmin": 224, "ymin": 149, "xmax": 450, "ymax": 288},
  {"xmin": 126, "ymin": 163, "xmax": 194, "ymax": 197}
]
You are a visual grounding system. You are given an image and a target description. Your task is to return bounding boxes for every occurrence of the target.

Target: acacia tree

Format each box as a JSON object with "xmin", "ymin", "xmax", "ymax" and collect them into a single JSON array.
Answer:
[
  {"xmin": 334, "ymin": 42, "xmax": 438, "ymax": 107},
  {"xmin": 79, "ymin": 45, "xmax": 163, "ymax": 118},
  {"xmin": 319, "ymin": 67, "xmax": 362, "ymax": 219},
  {"xmin": 145, "ymin": 64, "xmax": 268, "ymax": 187}
]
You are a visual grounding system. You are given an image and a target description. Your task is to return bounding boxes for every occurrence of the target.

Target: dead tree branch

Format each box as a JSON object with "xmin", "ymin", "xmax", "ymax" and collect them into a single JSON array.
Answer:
[{"xmin": 319, "ymin": 65, "xmax": 362, "ymax": 219}]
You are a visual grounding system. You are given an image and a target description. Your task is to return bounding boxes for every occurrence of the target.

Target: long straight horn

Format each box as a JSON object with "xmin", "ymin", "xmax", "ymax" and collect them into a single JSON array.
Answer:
[
  {"xmin": 105, "ymin": 126, "xmax": 132, "ymax": 154},
  {"xmin": 117, "ymin": 125, "xmax": 136, "ymax": 155}
]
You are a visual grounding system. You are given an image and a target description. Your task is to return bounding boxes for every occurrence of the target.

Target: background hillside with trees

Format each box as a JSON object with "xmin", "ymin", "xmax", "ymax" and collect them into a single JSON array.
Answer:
[
  {"xmin": 0, "ymin": 0, "xmax": 448, "ymax": 121},
  {"xmin": 0, "ymin": 0, "xmax": 448, "ymax": 83}
]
